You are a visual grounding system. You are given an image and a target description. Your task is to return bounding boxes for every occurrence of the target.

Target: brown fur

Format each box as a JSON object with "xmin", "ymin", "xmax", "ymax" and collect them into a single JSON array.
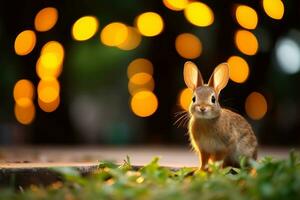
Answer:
[
  {"xmin": 189, "ymin": 109, "xmax": 257, "ymax": 168},
  {"xmin": 183, "ymin": 61, "xmax": 258, "ymax": 169}
]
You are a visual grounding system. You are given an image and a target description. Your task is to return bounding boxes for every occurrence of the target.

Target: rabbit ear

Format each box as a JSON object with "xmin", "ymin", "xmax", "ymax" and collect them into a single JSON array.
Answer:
[
  {"xmin": 208, "ymin": 63, "xmax": 229, "ymax": 95},
  {"xmin": 183, "ymin": 61, "xmax": 204, "ymax": 90}
]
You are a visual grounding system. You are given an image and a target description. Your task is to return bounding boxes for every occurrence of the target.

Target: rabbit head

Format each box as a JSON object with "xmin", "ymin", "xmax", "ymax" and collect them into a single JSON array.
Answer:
[{"xmin": 183, "ymin": 61, "xmax": 229, "ymax": 119}]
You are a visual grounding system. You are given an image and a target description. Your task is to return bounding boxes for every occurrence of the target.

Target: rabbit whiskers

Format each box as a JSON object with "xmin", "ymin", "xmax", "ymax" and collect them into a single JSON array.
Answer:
[{"xmin": 174, "ymin": 110, "xmax": 190, "ymax": 128}]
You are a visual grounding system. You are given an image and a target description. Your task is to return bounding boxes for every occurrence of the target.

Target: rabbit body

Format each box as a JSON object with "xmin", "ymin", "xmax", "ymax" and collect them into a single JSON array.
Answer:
[
  {"xmin": 189, "ymin": 107, "xmax": 257, "ymax": 168},
  {"xmin": 183, "ymin": 61, "xmax": 258, "ymax": 168}
]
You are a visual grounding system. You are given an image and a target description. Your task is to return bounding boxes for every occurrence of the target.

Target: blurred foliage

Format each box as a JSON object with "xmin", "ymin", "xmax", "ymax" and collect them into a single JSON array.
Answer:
[
  {"xmin": 67, "ymin": 39, "xmax": 145, "ymax": 92},
  {"xmin": 1, "ymin": 152, "xmax": 300, "ymax": 199}
]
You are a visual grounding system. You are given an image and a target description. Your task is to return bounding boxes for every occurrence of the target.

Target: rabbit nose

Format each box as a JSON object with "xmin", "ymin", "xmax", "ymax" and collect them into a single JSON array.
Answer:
[
  {"xmin": 195, "ymin": 105, "xmax": 206, "ymax": 112},
  {"xmin": 200, "ymin": 107, "xmax": 206, "ymax": 112}
]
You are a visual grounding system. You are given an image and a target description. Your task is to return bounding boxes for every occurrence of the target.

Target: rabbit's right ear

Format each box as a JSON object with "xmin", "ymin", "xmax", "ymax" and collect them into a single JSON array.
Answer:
[{"xmin": 183, "ymin": 61, "xmax": 204, "ymax": 90}]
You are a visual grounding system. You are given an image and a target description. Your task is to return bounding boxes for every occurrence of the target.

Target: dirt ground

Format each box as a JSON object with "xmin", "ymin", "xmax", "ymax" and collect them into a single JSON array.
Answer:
[{"xmin": 0, "ymin": 146, "xmax": 296, "ymax": 169}]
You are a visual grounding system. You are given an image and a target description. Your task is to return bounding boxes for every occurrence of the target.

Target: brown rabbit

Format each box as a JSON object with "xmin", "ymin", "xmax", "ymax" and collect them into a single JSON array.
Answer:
[{"xmin": 183, "ymin": 61, "xmax": 257, "ymax": 169}]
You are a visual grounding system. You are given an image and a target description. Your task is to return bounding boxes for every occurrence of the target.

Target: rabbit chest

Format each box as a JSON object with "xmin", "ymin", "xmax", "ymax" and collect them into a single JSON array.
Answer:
[
  {"xmin": 190, "ymin": 119, "xmax": 228, "ymax": 154},
  {"xmin": 198, "ymin": 133, "xmax": 227, "ymax": 153}
]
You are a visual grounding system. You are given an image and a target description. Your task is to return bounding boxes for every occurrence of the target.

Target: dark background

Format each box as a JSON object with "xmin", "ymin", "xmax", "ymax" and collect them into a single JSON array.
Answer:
[{"xmin": 0, "ymin": 0, "xmax": 299, "ymax": 147}]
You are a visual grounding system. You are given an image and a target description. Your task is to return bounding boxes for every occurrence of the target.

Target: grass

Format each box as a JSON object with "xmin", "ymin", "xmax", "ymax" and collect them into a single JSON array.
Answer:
[{"xmin": 1, "ymin": 152, "xmax": 300, "ymax": 200}]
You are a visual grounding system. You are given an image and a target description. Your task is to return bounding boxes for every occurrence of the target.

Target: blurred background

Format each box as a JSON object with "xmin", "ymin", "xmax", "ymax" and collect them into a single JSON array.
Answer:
[{"xmin": 0, "ymin": 0, "xmax": 299, "ymax": 147}]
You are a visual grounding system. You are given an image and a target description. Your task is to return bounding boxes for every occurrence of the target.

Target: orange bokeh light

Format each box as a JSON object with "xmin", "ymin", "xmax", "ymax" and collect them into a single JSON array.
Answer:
[
  {"xmin": 235, "ymin": 30, "xmax": 258, "ymax": 55},
  {"xmin": 175, "ymin": 33, "xmax": 202, "ymax": 59},
  {"xmin": 117, "ymin": 26, "xmax": 142, "ymax": 50},
  {"xmin": 128, "ymin": 74, "xmax": 155, "ymax": 96},
  {"xmin": 100, "ymin": 22, "xmax": 128, "ymax": 46},
  {"xmin": 34, "ymin": 7, "xmax": 58, "ymax": 32},
  {"xmin": 130, "ymin": 91, "xmax": 158, "ymax": 117},
  {"xmin": 37, "ymin": 78, "xmax": 60, "ymax": 103},
  {"xmin": 127, "ymin": 58, "xmax": 153, "ymax": 79},
  {"xmin": 245, "ymin": 92, "xmax": 268, "ymax": 120},
  {"xmin": 14, "ymin": 99, "xmax": 35, "ymax": 125},
  {"xmin": 38, "ymin": 95, "xmax": 60, "ymax": 112},
  {"xmin": 235, "ymin": 5, "xmax": 258, "ymax": 30},
  {"xmin": 263, "ymin": 0, "xmax": 284, "ymax": 20},
  {"xmin": 163, "ymin": 0, "xmax": 188, "ymax": 11},
  {"xmin": 13, "ymin": 79, "xmax": 34, "ymax": 102},
  {"xmin": 179, "ymin": 88, "xmax": 193, "ymax": 111},
  {"xmin": 227, "ymin": 56, "xmax": 249, "ymax": 83},
  {"xmin": 14, "ymin": 30, "xmax": 36, "ymax": 56}
]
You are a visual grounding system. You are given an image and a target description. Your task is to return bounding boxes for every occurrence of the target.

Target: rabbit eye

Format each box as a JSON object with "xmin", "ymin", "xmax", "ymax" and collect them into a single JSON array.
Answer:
[
  {"xmin": 211, "ymin": 95, "xmax": 216, "ymax": 103},
  {"xmin": 192, "ymin": 96, "xmax": 196, "ymax": 103}
]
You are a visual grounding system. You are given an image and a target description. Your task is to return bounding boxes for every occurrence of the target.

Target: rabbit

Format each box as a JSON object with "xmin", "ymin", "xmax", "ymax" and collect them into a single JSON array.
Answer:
[{"xmin": 183, "ymin": 61, "xmax": 258, "ymax": 169}]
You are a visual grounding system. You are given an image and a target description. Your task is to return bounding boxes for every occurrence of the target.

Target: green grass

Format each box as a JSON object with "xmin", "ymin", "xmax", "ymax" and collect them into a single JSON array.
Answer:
[{"xmin": 1, "ymin": 152, "xmax": 300, "ymax": 200}]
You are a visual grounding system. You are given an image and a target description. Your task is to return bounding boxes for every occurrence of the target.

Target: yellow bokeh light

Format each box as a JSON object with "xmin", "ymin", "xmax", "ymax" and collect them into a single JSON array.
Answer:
[
  {"xmin": 14, "ymin": 99, "xmax": 35, "ymax": 125},
  {"xmin": 127, "ymin": 58, "xmax": 153, "ymax": 79},
  {"xmin": 13, "ymin": 79, "xmax": 34, "ymax": 102},
  {"xmin": 72, "ymin": 16, "xmax": 99, "ymax": 41},
  {"xmin": 117, "ymin": 27, "xmax": 142, "ymax": 50},
  {"xmin": 38, "ymin": 95, "xmax": 60, "ymax": 112},
  {"xmin": 14, "ymin": 30, "xmax": 36, "ymax": 56},
  {"xmin": 128, "ymin": 74, "xmax": 155, "ymax": 96},
  {"xmin": 100, "ymin": 22, "xmax": 128, "ymax": 46},
  {"xmin": 136, "ymin": 12, "xmax": 164, "ymax": 37},
  {"xmin": 245, "ymin": 92, "xmax": 267, "ymax": 120},
  {"xmin": 36, "ymin": 56, "xmax": 62, "ymax": 79},
  {"xmin": 163, "ymin": 0, "xmax": 188, "ymax": 11},
  {"xmin": 235, "ymin": 5, "xmax": 258, "ymax": 30},
  {"xmin": 130, "ymin": 91, "xmax": 158, "ymax": 117},
  {"xmin": 37, "ymin": 41, "xmax": 64, "ymax": 79},
  {"xmin": 235, "ymin": 30, "xmax": 258, "ymax": 55},
  {"xmin": 179, "ymin": 88, "xmax": 193, "ymax": 111},
  {"xmin": 263, "ymin": 0, "xmax": 284, "ymax": 20},
  {"xmin": 227, "ymin": 56, "xmax": 249, "ymax": 83},
  {"xmin": 184, "ymin": 2, "xmax": 214, "ymax": 27},
  {"xmin": 38, "ymin": 78, "xmax": 60, "ymax": 103},
  {"xmin": 175, "ymin": 33, "xmax": 202, "ymax": 59},
  {"xmin": 34, "ymin": 7, "xmax": 58, "ymax": 32},
  {"xmin": 40, "ymin": 53, "xmax": 60, "ymax": 69},
  {"xmin": 41, "ymin": 41, "xmax": 64, "ymax": 66}
]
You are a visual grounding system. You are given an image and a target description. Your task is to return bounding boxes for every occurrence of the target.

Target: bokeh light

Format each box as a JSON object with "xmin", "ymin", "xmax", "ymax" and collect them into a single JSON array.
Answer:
[
  {"xmin": 130, "ymin": 91, "xmax": 158, "ymax": 117},
  {"xmin": 72, "ymin": 16, "xmax": 99, "ymax": 41},
  {"xmin": 34, "ymin": 7, "xmax": 58, "ymax": 32},
  {"xmin": 163, "ymin": 0, "xmax": 188, "ymax": 11},
  {"xmin": 263, "ymin": 0, "xmax": 284, "ymax": 20},
  {"xmin": 117, "ymin": 27, "xmax": 142, "ymax": 50},
  {"xmin": 41, "ymin": 41, "xmax": 64, "ymax": 66},
  {"xmin": 275, "ymin": 37, "xmax": 300, "ymax": 74},
  {"xmin": 136, "ymin": 12, "xmax": 164, "ymax": 37},
  {"xmin": 100, "ymin": 22, "xmax": 128, "ymax": 46},
  {"xmin": 227, "ymin": 56, "xmax": 249, "ymax": 83},
  {"xmin": 14, "ymin": 99, "xmax": 35, "ymax": 125},
  {"xmin": 37, "ymin": 41, "xmax": 64, "ymax": 80},
  {"xmin": 245, "ymin": 92, "xmax": 267, "ymax": 120},
  {"xmin": 235, "ymin": 5, "xmax": 258, "ymax": 30},
  {"xmin": 13, "ymin": 79, "xmax": 34, "ymax": 103},
  {"xmin": 175, "ymin": 33, "xmax": 202, "ymax": 59},
  {"xmin": 184, "ymin": 2, "xmax": 214, "ymax": 27},
  {"xmin": 36, "ymin": 56, "xmax": 62, "ymax": 79},
  {"xmin": 38, "ymin": 95, "xmax": 60, "ymax": 112},
  {"xmin": 179, "ymin": 88, "xmax": 193, "ymax": 111},
  {"xmin": 127, "ymin": 58, "xmax": 153, "ymax": 79},
  {"xmin": 130, "ymin": 72, "xmax": 152, "ymax": 85},
  {"xmin": 128, "ymin": 75, "xmax": 155, "ymax": 96},
  {"xmin": 37, "ymin": 78, "xmax": 60, "ymax": 104},
  {"xmin": 235, "ymin": 30, "xmax": 258, "ymax": 55},
  {"xmin": 14, "ymin": 30, "xmax": 36, "ymax": 56}
]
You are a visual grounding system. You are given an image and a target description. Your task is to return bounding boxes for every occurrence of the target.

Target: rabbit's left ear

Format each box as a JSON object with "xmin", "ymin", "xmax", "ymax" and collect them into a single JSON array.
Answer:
[{"xmin": 208, "ymin": 63, "xmax": 229, "ymax": 95}]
